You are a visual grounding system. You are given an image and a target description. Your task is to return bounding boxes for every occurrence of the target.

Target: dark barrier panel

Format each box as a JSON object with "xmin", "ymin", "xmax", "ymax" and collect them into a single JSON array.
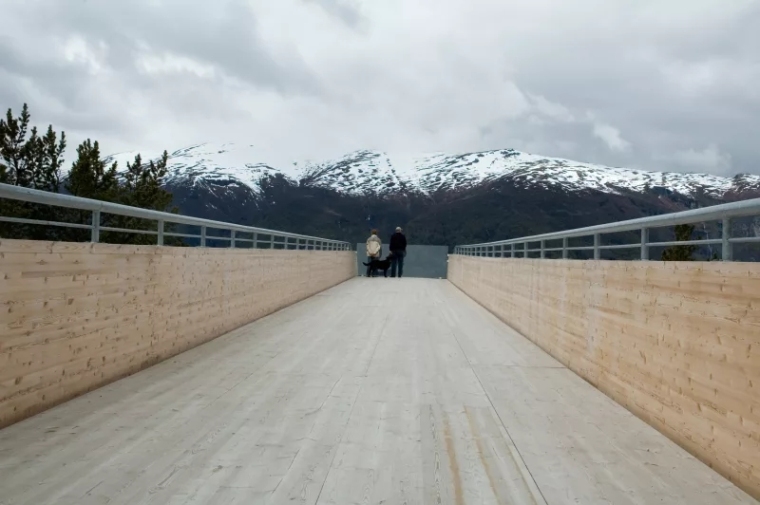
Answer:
[{"xmin": 356, "ymin": 244, "xmax": 449, "ymax": 278}]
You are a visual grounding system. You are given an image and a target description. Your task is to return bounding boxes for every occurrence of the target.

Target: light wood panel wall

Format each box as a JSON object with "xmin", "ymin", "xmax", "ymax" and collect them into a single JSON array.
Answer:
[
  {"xmin": 448, "ymin": 255, "xmax": 760, "ymax": 499},
  {"xmin": 0, "ymin": 239, "xmax": 355, "ymax": 428}
]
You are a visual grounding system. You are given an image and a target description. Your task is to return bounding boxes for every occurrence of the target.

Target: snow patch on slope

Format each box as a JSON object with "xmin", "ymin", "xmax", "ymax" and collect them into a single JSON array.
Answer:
[
  {"xmin": 106, "ymin": 143, "xmax": 293, "ymax": 195},
  {"xmin": 103, "ymin": 142, "xmax": 760, "ymax": 198}
]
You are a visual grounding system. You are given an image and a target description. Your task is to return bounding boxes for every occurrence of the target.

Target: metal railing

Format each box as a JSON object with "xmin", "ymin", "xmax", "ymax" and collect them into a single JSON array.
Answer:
[
  {"xmin": 0, "ymin": 183, "xmax": 351, "ymax": 251},
  {"xmin": 454, "ymin": 197, "xmax": 760, "ymax": 261}
]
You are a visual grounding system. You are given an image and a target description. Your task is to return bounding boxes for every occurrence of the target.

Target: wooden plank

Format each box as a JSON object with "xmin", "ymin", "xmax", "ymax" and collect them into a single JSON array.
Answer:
[
  {"xmin": 449, "ymin": 255, "xmax": 760, "ymax": 500},
  {"xmin": 0, "ymin": 278, "xmax": 754, "ymax": 504},
  {"xmin": 0, "ymin": 239, "xmax": 355, "ymax": 427}
]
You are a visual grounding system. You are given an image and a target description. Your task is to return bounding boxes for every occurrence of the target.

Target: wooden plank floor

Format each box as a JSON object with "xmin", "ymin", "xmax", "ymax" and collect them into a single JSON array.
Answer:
[{"xmin": 0, "ymin": 278, "xmax": 754, "ymax": 505}]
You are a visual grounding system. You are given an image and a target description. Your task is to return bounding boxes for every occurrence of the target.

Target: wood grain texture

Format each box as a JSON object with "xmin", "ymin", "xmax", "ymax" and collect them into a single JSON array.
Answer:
[
  {"xmin": 0, "ymin": 239, "xmax": 356, "ymax": 429},
  {"xmin": 0, "ymin": 278, "xmax": 752, "ymax": 504},
  {"xmin": 448, "ymin": 255, "xmax": 760, "ymax": 500}
]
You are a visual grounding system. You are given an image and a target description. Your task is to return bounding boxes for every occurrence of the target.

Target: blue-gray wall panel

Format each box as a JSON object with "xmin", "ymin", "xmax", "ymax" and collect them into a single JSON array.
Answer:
[{"xmin": 356, "ymin": 243, "xmax": 449, "ymax": 278}]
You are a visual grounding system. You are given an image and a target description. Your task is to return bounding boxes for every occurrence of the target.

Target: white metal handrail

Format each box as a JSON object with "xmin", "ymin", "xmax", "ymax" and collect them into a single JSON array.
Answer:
[
  {"xmin": 0, "ymin": 183, "xmax": 351, "ymax": 251},
  {"xmin": 454, "ymin": 196, "xmax": 760, "ymax": 261}
]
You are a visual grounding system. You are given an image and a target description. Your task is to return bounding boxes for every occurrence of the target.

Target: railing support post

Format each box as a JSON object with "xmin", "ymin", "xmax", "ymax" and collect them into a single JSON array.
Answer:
[
  {"xmin": 91, "ymin": 210, "xmax": 100, "ymax": 243},
  {"xmin": 511, "ymin": 243, "xmax": 515, "ymax": 258},
  {"xmin": 641, "ymin": 228, "xmax": 649, "ymax": 261},
  {"xmin": 523, "ymin": 242, "xmax": 528, "ymax": 258},
  {"xmin": 157, "ymin": 219, "xmax": 164, "ymax": 246},
  {"xmin": 230, "ymin": 230, "xmax": 236, "ymax": 248},
  {"xmin": 593, "ymin": 234, "xmax": 600, "ymax": 260},
  {"xmin": 253, "ymin": 232, "xmax": 258, "ymax": 249},
  {"xmin": 540, "ymin": 240, "xmax": 545, "ymax": 259},
  {"xmin": 562, "ymin": 237, "xmax": 568, "ymax": 259},
  {"xmin": 200, "ymin": 226, "xmax": 206, "ymax": 247},
  {"xmin": 270, "ymin": 235, "xmax": 275, "ymax": 250},
  {"xmin": 722, "ymin": 218, "xmax": 732, "ymax": 261}
]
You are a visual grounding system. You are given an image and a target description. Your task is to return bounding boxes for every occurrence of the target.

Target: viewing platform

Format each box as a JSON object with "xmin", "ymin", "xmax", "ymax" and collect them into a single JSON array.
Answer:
[
  {"xmin": 1, "ymin": 182, "xmax": 759, "ymax": 504},
  {"xmin": 1, "ymin": 279, "xmax": 753, "ymax": 504}
]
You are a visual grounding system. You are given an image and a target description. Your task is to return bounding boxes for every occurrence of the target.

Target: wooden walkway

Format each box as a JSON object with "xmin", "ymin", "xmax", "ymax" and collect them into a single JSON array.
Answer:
[{"xmin": 0, "ymin": 279, "xmax": 754, "ymax": 504}]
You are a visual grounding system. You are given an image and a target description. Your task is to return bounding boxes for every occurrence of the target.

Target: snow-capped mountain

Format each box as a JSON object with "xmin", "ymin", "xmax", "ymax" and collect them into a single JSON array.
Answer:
[{"xmin": 104, "ymin": 142, "xmax": 760, "ymax": 199}]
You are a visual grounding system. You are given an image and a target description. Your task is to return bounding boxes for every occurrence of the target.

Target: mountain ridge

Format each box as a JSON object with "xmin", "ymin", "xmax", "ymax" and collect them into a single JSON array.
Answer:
[
  {"xmin": 102, "ymin": 142, "xmax": 760, "ymax": 199},
  {"xmin": 97, "ymin": 142, "xmax": 760, "ymax": 259}
]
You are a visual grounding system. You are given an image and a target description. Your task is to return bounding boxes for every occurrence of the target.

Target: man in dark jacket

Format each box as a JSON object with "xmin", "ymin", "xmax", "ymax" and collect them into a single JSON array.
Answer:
[{"xmin": 389, "ymin": 226, "xmax": 407, "ymax": 278}]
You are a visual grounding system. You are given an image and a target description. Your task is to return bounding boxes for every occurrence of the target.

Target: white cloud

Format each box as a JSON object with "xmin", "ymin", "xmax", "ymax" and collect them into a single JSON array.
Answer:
[
  {"xmin": 667, "ymin": 144, "xmax": 733, "ymax": 173},
  {"xmin": 528, "ymin": 94, "xmax": 575, "ymax": 123},
  {"xmin": 0, "ymin": 0, "xmax": 758, "ymax": 175},
  {"xmin": 592, "ymin": 123, "xmax": 631, "ymax": 152},
  {"xmin": 60, "ymin": 35, "xmax": 108, "ymax": 76},
  {"xmin": 135, "ymin": 52, "xmax": 217, "ymax": 79}
]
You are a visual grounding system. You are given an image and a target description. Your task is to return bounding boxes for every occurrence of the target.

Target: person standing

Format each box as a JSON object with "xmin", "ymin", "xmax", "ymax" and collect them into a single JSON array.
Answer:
[
  {"xmin": 365, "ymin": 229, "xmax": 382, "ymax": 277},
  {"xmin": 389, "ymin": 226, "xmax": 407, "ymax": 278}
]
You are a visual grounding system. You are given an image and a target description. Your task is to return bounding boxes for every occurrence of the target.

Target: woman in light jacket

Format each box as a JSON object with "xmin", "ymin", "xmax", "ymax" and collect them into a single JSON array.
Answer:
[{"xmin": 365, "ymin": 229, "xmax": 382, "ymax": 276}]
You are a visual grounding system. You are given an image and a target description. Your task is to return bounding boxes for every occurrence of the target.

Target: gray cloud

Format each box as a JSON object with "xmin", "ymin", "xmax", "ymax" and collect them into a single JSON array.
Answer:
[
  {"xmin": 1, "ymin": 0, "xmax": 758, "ymax": 176},
  {"xmin": 303, "ymin": 0, "xmax": 364, "ymax": 28}
]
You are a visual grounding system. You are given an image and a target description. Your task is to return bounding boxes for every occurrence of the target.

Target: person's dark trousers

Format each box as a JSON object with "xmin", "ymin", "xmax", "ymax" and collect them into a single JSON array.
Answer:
[
  {"xmin": 390, "ymin": 251, "xmax": 405, "ymax": 278},
  {"xmin": 366, "ymin": 256, "xmax": 374, "ymax": 277}
]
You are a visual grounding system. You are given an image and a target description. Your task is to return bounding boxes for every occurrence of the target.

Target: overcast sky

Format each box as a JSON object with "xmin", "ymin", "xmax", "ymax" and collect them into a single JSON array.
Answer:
[{"xmin": 1, "ymin": 0, "xmax": 759, "ymax": 175}]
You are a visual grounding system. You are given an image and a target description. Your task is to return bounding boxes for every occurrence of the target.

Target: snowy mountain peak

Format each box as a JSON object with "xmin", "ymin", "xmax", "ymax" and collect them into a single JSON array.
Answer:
[
  {"xmin": 104, "ymin": 142, "xmax": 760, "ymax": 199},
  {"xmin": 104, "ymin": 143, "xmax": 286, "ymax": 193}
]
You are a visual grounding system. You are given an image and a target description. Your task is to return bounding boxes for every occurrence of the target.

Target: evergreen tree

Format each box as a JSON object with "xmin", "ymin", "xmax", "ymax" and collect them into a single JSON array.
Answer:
[
  {"xmin": 2, "ymin": 101, "xmax": 178, "ymax": 245},
  {"xmin": 0, "ymin": 104, "xmax": 67, "ymax": 239},
  {"xmin": 0, "ymin": 103, "xmax": 32, "ymax": 186},
  {"xmin": 104, "ymin": 151, "xmax": 176, "ymax": 245},
  {"xmin": 661, "ymin": 224, "xmax": 697, "ymax": 261},
  {"xmin": 122, "ymin": 151, "xmax": 173, "ymax": 211},
  {"xmin": 61, "ymin": 140, "xmax": 119, "ymax": 242},
  {"xmin": 35, "ymin": 126, "xmax": 67, "ymax": 193},
  {"xmin": 65, "ymin": 139, "xmax": 119, "ymax": 201},
  {"xmin": 0, "ymin": 105, "xmax": 66, "ymax": 191}
]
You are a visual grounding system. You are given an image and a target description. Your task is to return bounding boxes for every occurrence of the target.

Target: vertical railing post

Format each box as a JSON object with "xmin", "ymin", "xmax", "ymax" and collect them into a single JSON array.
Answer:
[
  {"xmin": 523, "ymin": 242, "xmax": 528, "ymax": 258},
  {"xmin": 593, "ymin": 234, "xmax": 600, "ymax": 260},
  {"xmin": 270, "ymin": 234, "xmax": 275, "ymax": 250},
  {"xmin": 230, "ymin": 229, "xmax": 236, "ymax": 248},
  {"xmin": 91, "ymin": 210, "xmax": 100, "ymax": 243},
  {"xmin": 253, "ymin": 232, "xmax": 258, "ymax": 249},
  {"xmin": 200, "ymin": 226, "xmax": 206, "ymax": 247},
  {"xmin": 511, "ymin": 243, "xmax": 516, "ymax": 258},
  {"xmin": 722, "ymin": 218, "xmax": 732, "ymax": 261},
  {"xmin": 562, "ymin": 237, "xmax": 568, "ymax": 259},
  {"xmin": 641, "ymin": 228, "xmax": 649, "ymax": 261},
  {"xmin": 540, "ymin": 240, "xmax": 545, "ymax": 259},
  {"xmin": 157, "ymin": 219, "xmax": 164, "ymax": 246}
]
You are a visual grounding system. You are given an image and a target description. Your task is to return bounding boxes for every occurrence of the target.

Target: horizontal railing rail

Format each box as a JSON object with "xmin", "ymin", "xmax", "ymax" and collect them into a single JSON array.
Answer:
[
  {"xmin": 454, "ymin": 196, "xmax": 760, "ymax": 261},
  {"xmin": 0, "ymin": 183, "xmax": 351, "ymax": 251}
]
